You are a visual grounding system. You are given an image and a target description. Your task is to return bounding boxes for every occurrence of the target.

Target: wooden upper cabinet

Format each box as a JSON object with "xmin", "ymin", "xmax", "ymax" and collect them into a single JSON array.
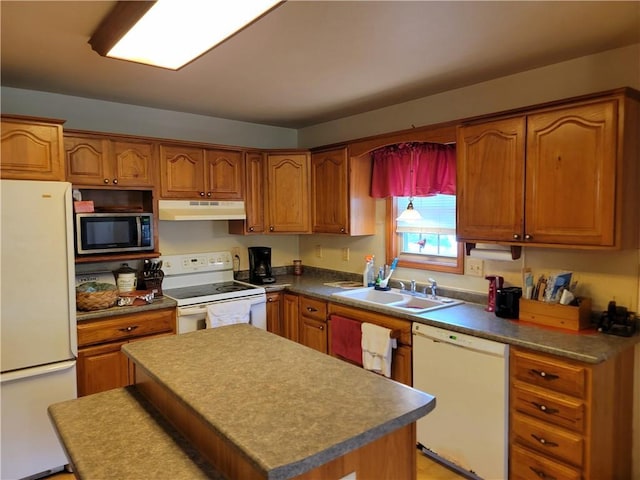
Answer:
[
  {"xmin": 160, "ymin": 145, "xmax": 205, "ymax": 198},
  {"xmin": 457, "ymin": 91, "xmax": 638, "ymax": 250},
  {"xmin": 525, "ymin": 101, "xmax": 616, "ymax": 246},
  {"xmin": 160, "ymin": 144, "xmax": 243, "ymax": 200},
  {"xmin": 65, "ymin": 133, "xmax": 155, "ymax": 187},
  {"xmin": 204, "ymin": 149, "xmax": 243, "ymax": 200},
  {"xmin": 265, "ymin": 152, "xmax": 311, "ymax": 233},
  {"xmin": 456, "ymin": 117, "xmax": 526, "ymax": 242},
  {"xmin": 311, "ymin": 147, "xmax": 375, "ymax": 235},
  {"xmin": 229, "ymin": 151, "xmax": 265, "ymax": 234},
  {"xmin": 1, "ymin": 115, "xmax": 65, "ymax": 181}
]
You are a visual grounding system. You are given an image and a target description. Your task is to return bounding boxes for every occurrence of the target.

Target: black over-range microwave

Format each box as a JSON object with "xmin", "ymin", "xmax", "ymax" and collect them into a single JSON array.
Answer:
[{"xmin": 75, "ymin": 213, "xmax": 154, "ymax": 255}]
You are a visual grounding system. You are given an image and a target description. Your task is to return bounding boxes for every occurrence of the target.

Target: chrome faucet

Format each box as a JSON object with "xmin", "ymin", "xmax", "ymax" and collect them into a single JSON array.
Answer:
[
  {"xmin": 398, "ymin": 281, "xmax": 406, "ymax": 291},
  {"xmin": 428, "ymin": 278, "xmax": 437, "ymax": 299},
  {"xmin": 410, "ymin": 280, "xmax": 416, "ymax": 293}
]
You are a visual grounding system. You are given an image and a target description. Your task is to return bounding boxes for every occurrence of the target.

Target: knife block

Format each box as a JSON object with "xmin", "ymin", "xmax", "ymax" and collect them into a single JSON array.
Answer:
[{"xmin": 139, "ymin": 270, "xmax": 164, "ymax": 297}]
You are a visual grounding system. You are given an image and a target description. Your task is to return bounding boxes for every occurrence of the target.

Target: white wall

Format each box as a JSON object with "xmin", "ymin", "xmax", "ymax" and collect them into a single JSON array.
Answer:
[{"xmin": 0, "ymin": 87, "xmax": 297, "ymax": 149}]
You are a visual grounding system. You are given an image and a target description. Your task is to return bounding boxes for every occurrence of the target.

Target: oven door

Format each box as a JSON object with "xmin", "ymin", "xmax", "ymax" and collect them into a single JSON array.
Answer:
[{"xmin": 177, "ymin": 295, "xmax": 267, "ymax": 334}]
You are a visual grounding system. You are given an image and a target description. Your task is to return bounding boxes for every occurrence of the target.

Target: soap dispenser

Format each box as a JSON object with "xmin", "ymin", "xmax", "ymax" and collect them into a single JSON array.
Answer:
[{"xmin": 485, "ymin": 275, "xmax": 504, "ymax": 312}]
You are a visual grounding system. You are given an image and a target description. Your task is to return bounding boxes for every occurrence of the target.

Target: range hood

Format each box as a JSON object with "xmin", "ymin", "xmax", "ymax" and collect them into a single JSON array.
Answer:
[{"xmin": 158, "ymin": 200, "xmax": 246, "ymax": 221}]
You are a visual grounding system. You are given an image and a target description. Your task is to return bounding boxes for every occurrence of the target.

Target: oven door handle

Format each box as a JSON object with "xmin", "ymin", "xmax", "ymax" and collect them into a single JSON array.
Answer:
[{"xmin": 178, "ymin": 305, "xmax": 209, "ymax": 316}]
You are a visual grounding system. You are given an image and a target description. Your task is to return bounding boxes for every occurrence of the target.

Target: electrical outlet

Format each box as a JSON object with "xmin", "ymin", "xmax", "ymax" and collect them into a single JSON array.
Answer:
[
  {"xmin": 315, "ymin": 245, "xmax": 323, "ymax": 258},
  {"xmin": 467, "ymin": 258, "xmax": 484, "ymax": 277},
  {"xmin": 342, "ymin": 247, "xmax": 350, "ymax": 261}
]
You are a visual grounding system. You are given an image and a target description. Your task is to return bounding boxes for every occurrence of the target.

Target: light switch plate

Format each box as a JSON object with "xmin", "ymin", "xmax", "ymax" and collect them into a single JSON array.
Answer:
[{"xmin": 467, "ymin": 258, "xmax": 484, "ymax": 277}]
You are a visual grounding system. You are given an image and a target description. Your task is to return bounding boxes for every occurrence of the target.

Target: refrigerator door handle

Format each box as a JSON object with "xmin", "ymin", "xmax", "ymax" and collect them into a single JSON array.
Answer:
[{"xmin": 0, "ymin": 360, "xmax": 76, "ymax": 384}]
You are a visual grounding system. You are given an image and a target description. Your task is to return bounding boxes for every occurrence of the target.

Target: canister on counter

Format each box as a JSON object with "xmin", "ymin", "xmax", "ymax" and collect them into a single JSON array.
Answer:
[{"xmin": 293, "ymin": 259, "xmax": 303, "ymax": 276}]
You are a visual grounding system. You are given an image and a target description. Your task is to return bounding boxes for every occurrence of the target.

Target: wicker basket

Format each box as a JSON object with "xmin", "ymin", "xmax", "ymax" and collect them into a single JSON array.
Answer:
[{"xmin": 76, "ymin": 283, "xmax": 118, "ymax": 311}]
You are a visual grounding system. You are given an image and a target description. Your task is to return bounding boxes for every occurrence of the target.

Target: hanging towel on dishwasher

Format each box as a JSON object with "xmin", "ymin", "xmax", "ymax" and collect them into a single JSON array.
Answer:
[
  {"xmin": 361, "ymin": 322, "xmax": 396, "ymax": 378},
  {"xmin": 206, "ymin": 300, "xmax": 251, "ymax": 328},
  {"xmin": 330, "ymin": 315, "xmax": 363, "ymax": 366}
]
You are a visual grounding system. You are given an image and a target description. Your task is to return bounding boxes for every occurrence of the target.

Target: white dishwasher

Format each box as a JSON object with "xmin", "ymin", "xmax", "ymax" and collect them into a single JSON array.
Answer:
[{"xmin": 412, "ymin": 323, "xmax": 508, "ymax": 480}]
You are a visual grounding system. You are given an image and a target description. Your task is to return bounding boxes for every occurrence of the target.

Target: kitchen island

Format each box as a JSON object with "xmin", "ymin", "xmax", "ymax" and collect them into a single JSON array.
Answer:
[{"xmin": 50, "ymin": 324, "xmax": 435, "ymax": 479}]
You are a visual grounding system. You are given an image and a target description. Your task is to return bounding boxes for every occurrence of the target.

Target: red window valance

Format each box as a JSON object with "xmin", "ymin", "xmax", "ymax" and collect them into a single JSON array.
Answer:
[{"xmin": 370, "ymin": 142, "xmax": 456, "ymax": 198}]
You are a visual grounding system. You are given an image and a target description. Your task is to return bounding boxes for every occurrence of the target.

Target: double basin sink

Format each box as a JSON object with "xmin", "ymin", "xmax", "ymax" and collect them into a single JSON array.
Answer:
[{"xmin": 331, "ymin": 287, "xmax": 463, "ymax": 314}]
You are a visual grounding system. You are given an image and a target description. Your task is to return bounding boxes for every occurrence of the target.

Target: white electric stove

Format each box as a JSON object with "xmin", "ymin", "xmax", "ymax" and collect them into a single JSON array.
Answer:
[{"xmin": 161, "ymin": 252, "xmax": 267, "ymax": 333}]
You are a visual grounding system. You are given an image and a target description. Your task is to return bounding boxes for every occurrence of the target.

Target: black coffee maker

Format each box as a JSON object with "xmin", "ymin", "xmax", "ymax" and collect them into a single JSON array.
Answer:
[{"xmin": 248, "ymin": 246, "xmax": 275, "ymax": 284}]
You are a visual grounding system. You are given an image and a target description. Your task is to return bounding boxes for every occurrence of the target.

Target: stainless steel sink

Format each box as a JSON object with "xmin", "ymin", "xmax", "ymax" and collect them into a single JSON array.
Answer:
[{"xmin": 331, "ymin": 287, "xmax": 463, "ymax": 313}]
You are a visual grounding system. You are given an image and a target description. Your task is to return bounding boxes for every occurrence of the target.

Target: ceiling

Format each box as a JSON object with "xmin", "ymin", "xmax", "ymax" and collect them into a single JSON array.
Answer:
[{"xmin": 1, "ymin": 1, "xmax": 639, "ymax": 129}]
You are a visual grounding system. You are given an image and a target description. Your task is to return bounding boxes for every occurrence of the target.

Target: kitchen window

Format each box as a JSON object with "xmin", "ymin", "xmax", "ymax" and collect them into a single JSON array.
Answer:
[
  {"xmin": 386, "ymin": 195, "xmax": 463, "ymax": 274},
  {"xmin": 371, "ymin": 141, "xmax": 463, "ymax": 274}
]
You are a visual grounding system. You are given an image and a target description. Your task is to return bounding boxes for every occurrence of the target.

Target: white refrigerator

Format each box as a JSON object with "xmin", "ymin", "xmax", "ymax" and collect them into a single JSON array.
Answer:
[{"xmin": 1, "ymin": 180, "xmax": 78, "ymax": 479}]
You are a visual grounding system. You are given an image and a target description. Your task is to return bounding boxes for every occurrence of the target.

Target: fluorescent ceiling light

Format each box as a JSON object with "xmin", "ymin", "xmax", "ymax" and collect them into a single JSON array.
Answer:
[{"xmin": 90, "ymin": 0, "xmax": 282, "ymax": 70}]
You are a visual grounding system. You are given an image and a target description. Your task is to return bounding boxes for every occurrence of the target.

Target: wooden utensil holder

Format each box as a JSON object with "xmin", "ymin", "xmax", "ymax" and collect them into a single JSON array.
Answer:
[{"xmin": 519, "ymin": 297, "xmax": 592, "ymax": 331}]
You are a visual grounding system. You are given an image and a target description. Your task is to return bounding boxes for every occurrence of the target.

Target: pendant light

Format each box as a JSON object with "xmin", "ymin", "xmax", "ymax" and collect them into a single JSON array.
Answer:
[{"xmin": 396, "ymin": 149, "xmax": 423, "ymax": 222}]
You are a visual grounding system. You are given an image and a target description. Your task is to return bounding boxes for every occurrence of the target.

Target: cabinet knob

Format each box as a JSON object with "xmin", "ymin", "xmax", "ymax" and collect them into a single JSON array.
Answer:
[
  {"xmin": 207, "ymin": 192, "xmax": 211, "ymax": 197},
  {"xmin": 525, "ymin": 234, "xmax": 532, "ymax": 240},
  {"xmin": 103, "ymin": 178, "xmax": 110, "ymax": 184},
  {"xmin": 319, "ymin": 325, "xmax": 324, "ymax": 330},
  {"xmin": 113, "ymin": 179, "xmax": 118, "ymax": 185},
  {"xmin": 531, "ymin": 402, "xmax": 559, "ymax": 415},
  {"xmin": 340, "ymin": 227, "xmax": 346, "ymax": 233},
  {"xmin": 249, "ymin": 227, "xmax": 254, "ymax": 232},
  {"xmin": 119, "ymin": 325, "xmax": 139, "ymax": 332},
  {"xmin": 531, "ymin": 434, "xmax": 558, "ymax": 447},
  {"xmin": 512, "ymin": 234, "xmax": 520, "ymax": 240},
  {"xmin": 269, "ymin": 226, "xmax": 274, "ymax": 232},
  {"xmin": 199, "ymin": 192, "xmax": 205, "ymax": 197}
]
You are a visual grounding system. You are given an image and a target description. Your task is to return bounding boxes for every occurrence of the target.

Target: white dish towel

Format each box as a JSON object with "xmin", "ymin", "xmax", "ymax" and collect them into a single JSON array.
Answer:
[
  {"xmin": 361, "ymin": 322, "xmax": 397, "ymax": 378},
  {"xmin": 206, "ymin": 300, "xmax": 251, "ymax": 328}
]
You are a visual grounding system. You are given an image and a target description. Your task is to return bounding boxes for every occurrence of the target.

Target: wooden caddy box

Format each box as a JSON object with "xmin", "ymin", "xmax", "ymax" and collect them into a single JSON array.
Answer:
[{"xmin": 519, "ymin": 297, "xmax": 592, "ymax": 331}]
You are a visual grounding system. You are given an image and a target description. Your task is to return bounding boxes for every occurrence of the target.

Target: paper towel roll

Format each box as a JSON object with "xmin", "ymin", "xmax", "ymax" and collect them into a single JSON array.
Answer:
[{"xmin": 468, "ymin": 248, "xmax": 515, "ymax": 261}]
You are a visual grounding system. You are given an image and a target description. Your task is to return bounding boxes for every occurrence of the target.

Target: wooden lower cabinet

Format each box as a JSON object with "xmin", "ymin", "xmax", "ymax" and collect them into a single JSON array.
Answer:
[
  {"xmin": 76, "ymin": 308, "xmax": 176, "ymax": 397},
  {"xmin": 509, "ymin": 346, "xmax": 635, "ymax": 479},
  {"xmin": 282, "ymin": 293, "xmax": 300, "ymax": 342},
  {"xmin": 298, "ymin": 296, "xmax": 328, "ymax": 353},
  {"xmin": 265, "ymin": 291, "xmax": 283, "ymax": 336}
]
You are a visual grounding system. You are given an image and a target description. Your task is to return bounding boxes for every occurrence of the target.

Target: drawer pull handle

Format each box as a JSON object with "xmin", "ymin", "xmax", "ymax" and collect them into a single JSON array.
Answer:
[
  {"xmin": 529, "ymin": 466, "xmax": 556, "ymax": 480},
  {"xmin": 306, "ymin": 307, "xmax": 318, "ymax": 313},
  {"xmin": 119, "ymin": 325, "xmax": 139, "ymax": 332},
  {"xmin": 530, "ymin": 369, "xmax": 559, "ymax": 381},
  {"xmin": 531, "ymin": 433, "xmax": 558, "ymax": 447},
  {"xmin": 532, "ymin": 402, "xmax": 559, "ymax": 415}
]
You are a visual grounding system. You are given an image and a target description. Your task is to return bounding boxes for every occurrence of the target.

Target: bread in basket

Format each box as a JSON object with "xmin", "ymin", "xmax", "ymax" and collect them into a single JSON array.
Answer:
[{"xmin": 76, "ymin": 282, "xmax": 118, "ymax": 311}]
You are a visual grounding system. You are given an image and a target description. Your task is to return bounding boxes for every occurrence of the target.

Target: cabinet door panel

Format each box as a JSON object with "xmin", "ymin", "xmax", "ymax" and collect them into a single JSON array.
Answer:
[
  {"xmin": 160, "ymin": 145, "xmax": 205, "ymax": 198},
  {"xmin": 283, "ymin": 293, "xmax": 299, "ymax": 342},
  {"xmin": 266, "ymin": 154, "xmax": 310, "ymax": 233},
  {"xmin": 204, "ymin": 149, "xmax": 243, "ymax": 199},
  {"xmin": 299, "ymin": 317, "xmax": 327, "ymax": 353},
  {"xmin": 266, "ymin": 292, "xmax": 283, "ymax": 336},
  {"xmin": 77, "ymin": 341, "xmax": 129, "ymax": 397},
  {"xmin": 65, "ymin": 136, "xmax": 111, "ymax": 185},
  {"xmin": 456, "ymin": 117, "xmax": 525, "ymax": 241},
  {"xmin": 311, "ymin": 149, "xmax": 348, "ymax": 234},
  {"xmin": 1, "ymin": 119, "xmax": 65, "ymax": 181},
  {"xmin": 113, "ymin": 140, "xmax": 155, "ymax": 187},
  {"xmin": 525, "ymin": 101, "xmax": 616, "ymax": 245}
]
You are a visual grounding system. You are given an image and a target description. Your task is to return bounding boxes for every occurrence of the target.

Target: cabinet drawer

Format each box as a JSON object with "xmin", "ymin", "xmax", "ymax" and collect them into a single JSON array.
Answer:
[
  {"xmin": 512, "ymin": 381, "xmax": 585, "ymax": 433},
  {"xmin": 512, "ymin": 413, "xmax": 583, "ymax": 468},
  {"xmin": 299, "ymin": 296, "xmax": 327, "ymax": 321},
  {"xmin": 511, "ymin": 349, "xmax": 586, "ymax": 398},
  {"xmin": 511, "ymin": 444, "xmax": 581, "ymax": 480},
  {"xmin": 78, "ymin": 309, "xmax": 175, "ymax": 347}
]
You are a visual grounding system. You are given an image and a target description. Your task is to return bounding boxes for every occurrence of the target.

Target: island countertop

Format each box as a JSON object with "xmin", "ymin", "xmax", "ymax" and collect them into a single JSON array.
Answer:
[{"xmin": 122, "ymin": 324, "xmax": 435, "ymax": 480}]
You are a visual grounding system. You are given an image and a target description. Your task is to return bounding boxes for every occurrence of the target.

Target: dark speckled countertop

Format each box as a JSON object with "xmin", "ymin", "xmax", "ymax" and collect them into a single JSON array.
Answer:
[
  {"xmin": 123, "ymin": 325, "xmax": 435, "ymax": 480},
  {"xmin": 263, "ymin": 272, "xmax": 640, "ymax": 364}
]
